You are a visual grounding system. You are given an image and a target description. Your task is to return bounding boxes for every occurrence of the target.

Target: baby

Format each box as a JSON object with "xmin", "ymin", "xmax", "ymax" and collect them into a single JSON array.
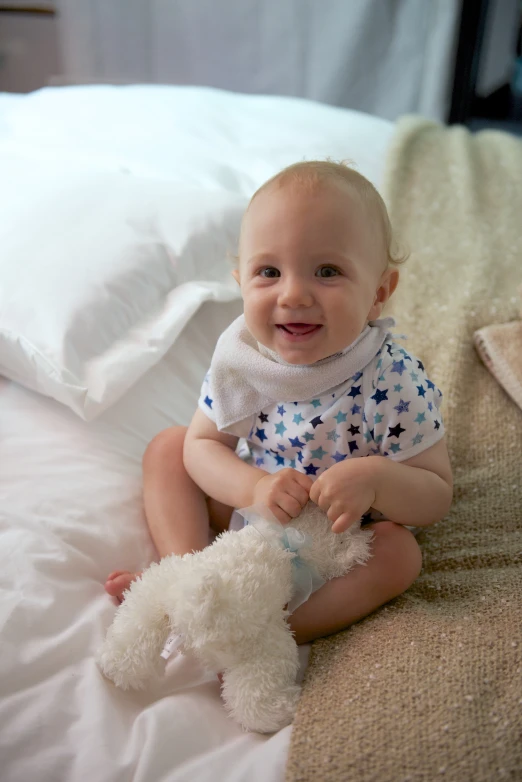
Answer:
[{"xmin": 106, "ymin": 161, "xmax": 453, "ymax": 644}]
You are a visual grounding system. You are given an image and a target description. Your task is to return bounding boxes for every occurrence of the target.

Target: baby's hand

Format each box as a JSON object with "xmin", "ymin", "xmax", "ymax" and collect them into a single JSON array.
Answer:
[
  {"xmin": 309, "ymin": 459, "xmax": 377, "ymax": 533},
  {"xmin": 252, "ymin": 468, "xmax": 313, "ymax": 525}
]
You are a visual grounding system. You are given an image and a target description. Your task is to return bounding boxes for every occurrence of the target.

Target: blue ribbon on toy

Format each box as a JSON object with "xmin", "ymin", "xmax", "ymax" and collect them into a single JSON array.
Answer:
[{"xmin": 238, "ymin": 505, "xmax": 325, "ymax": 613}]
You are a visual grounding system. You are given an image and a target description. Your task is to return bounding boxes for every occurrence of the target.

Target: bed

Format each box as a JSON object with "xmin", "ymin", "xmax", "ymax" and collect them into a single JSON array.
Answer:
[{"xmin": 0, "ymin": 85, "xmax": 394, "ymax": 782}]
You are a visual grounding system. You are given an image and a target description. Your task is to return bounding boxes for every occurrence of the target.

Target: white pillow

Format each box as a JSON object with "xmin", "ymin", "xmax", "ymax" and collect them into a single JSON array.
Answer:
[{"xmin": 0, "ymin": 161, "xmax": 245, "ymax": 420}]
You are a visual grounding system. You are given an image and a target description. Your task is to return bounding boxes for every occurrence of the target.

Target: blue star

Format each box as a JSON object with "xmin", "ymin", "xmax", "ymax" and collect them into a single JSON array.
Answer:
[
  {"xmin": 303, "ymin": 431, "xmax": 315, "ymax": 442},
  {"xmin": 259, "ymin": 412, "xmax": 269, "ymax": 423},
  {"xmin": 334, "ymin": 410, "xmax": 348, "ymax": 424},
  {"xmin": 426, "ymin": 378, "xmax": 436, "ymax": 391},
  {"xmin": 275, "ymin": 454, "xmax": 285, "ymax": 466},
  {"xmin": 348, "ymin": 424, "xmax": 360, "ymax": 435},
  {"xmin": 434, "ymin": 420, "xmax": 441, "ymax": 430},
  {"xmin": 289, "ymin": 436, "xmax": 305, "ymax": 448},
  {"xmin": 415, "ymin": 412, "xmax": 426, "ymax": 424},
  {"xmin": 410, "ymin": 371, "xmax": 419, "ymax": 382},
  {"xmin": 371, "ymin": 388, "xmax": 389, "ymax": 405},
  {"xmin": 374, "ymin": 433, "xmax": 384, "ymax": 444},
  {"xmin": 255, "ymin": 457, "xmax": 265, "ymax": 466},
  {"xmin": 277, "ymin": 444, "xmax": 286, "ymax": 452},
  {"xmin": 293, "ymin": 413, "xmax": 304, "ymax": 424},
  {"xmin": 255, "ymin": 428, "xmax": 267, "ymax": 442},
  {"xmin": 394, "ymin": 399, "xmax": 410, "ymax": 414},
  {"xmin": 428, "ymin": 401, "xmax": 433, "ymax": 412},
  {"xmin": 353, "ymin": 371, "xmax": 363, "ymax": 382},
  {"xmin": 362, "ymin": 410, "xmax": 367, "ymax": 423},
  {"xmin": 390, "ymin": 443, "xmax": 402, "ymax": 454},
  {"xmin": 398, "ymin": 349, "xmax": 412, "ymax": 361},
  {"xmin": 351, "ymin": 404, "xmax": 361, "ymax": 416},
  {"xmin": 348, "ymin": 440, "xmax": 359, "ymax": 454},
  {"xmin": 364, "ymin": 430, "xmax": 374, "ymax": 443},
  {"xmin": 394, "ymin": 384, "xmax": 403, "ymax": 393},
  {"xmin": 374, "ymin": 412, "xmax": 384, "ymax": 424},
  {"xmin": 348, "ymin": 385, "xmax": 362, "ymax": 398},
  {"xmin": 275, "ymin": 421, "xmax": 287, "ymax": 435},
  {"xmin": 311, "ymin": 446, "xmax": 327, "ymax": 460},
  {"xmin": 289, "ymin": 458, "xmax": 296, "ymax": 468},
  {"xmin": 297, "ymin": 450, "xmax": 304, "ymax": 463},
  {"xmin": 304, "ymin": 463, "xmax": 319, "ymax": 475},
  {"xmin": 391, "ymin": 360, "xmax": 406, "ymax": 376},
  {"xmin": 376, "ymin": 358, "xmax": 383, "ymax": 369},
  {"xmin": 417, "ymin": 385, "xmax": 426, "ymax": 397},
  {"xmin": 417, "ymin": 360, "xmax": 425, "ymax": 370},
  {"xmin": 311, "ymin": 399, "xmax": 322, "ymax": 408},
  {"xmin": 277, "ymin": 405, "xmax": 286, "ymax": 416},
  {"xmin": 326, "ymin": 429, "xmax": 340, "ymax": 442},
  {"xmin": 332, "ymin": 451, "xmax": 347, "ymax": 463},
  {"xmin": 204, "ymin": 395, "xmax": 213, "ymax": 408},
  {"xmin": 412, "ymin": 433, "xmax": 424, "ymax": 445},
  {"xmin": 310, "ymin": 416, "xmax": 323, "ymax": 429}
]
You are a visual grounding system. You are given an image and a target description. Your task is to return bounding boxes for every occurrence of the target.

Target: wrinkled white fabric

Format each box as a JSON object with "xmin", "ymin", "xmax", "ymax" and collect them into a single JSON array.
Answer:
[{"xmin": 210, "ymin": 315, "xmax": 395, "ymax": 436}]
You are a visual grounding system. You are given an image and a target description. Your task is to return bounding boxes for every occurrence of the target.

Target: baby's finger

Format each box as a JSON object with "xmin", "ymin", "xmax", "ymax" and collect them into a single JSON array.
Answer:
[
  {"xmin": 268, "ymin": 504, "xmax": 292, "ymax": 525},
  {"xmin": 277, "ymin": 493, "xmax": 303, "ymax": 520},
  {"xmin": 308, "ymin": 480, "xmax": 322, "ymax": 506},
  {"xmin": 292, "ymin": 471, "xmax": 314, "ymax": 494},
  {"xmin": 287, "ymin": 481, "xmax": 311, "ymax": 510},
  {"xmin": 331, "ymin": 513, "xmax": 352, "ymax": 534}
]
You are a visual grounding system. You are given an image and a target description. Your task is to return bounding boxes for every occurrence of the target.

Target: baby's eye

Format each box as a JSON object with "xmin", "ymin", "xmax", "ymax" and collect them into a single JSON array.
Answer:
[
  {"xmin": 316, "ymin": 265, "xmax": 340, "ymax": 278},
  {"xmin": 259, "ymin": 267, "xmax": 280, "ymax": 278}
]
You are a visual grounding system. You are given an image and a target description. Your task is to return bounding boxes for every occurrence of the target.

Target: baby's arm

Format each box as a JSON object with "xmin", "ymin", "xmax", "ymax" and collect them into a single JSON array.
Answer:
[
  {"xmin": 184, "ymin": 409, "xmax": 313, "ymax": 521},
  {"xmin": 370, "ymin": 438, "xmax": 453, "ymax": 527},
  {"xmin": 184, "ymin": 408, "xmax": 265, "ymax": 509},
  {"xmin": 310, "ymin": 438, "xmax": 452, "ymax": 533}
]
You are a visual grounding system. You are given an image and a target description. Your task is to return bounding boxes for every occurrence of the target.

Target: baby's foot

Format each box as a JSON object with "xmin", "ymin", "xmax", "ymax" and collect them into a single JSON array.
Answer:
[{"xmin": 104, "ymin": 570, "xmax": 141, "ymax": 603}]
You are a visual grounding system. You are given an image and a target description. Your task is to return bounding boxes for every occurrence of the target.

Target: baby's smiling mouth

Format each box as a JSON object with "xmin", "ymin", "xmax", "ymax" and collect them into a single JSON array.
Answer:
[{"xmin": 276, "ymin": 323, "xmax": 322, "ymax": 338}]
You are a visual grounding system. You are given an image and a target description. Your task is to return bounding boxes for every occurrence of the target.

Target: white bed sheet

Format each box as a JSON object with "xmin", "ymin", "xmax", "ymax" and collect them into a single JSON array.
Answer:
[{"xmin": 0, "ymin": 86, "xmax": 393, "ymax": 782}]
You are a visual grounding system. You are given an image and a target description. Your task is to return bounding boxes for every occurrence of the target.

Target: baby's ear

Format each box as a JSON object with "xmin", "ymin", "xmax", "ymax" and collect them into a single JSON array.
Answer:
[
  {"xmin": 232, "ymin": 268, "xmax": 240, "ymax": 285},
  {"xmin": 369, "ymin": 267, "xmax": 399, "ymax": 319}
]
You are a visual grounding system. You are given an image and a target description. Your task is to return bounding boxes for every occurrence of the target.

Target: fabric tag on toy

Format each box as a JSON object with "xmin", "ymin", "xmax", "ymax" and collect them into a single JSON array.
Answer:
[{"xmin": 160, "ymin": 632, "xmax": 184, "ymax": 660}]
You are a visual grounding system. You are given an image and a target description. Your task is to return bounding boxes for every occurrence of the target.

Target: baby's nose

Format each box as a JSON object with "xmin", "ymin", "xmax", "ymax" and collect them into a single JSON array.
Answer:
[{"xmin": 278, "ymin": 276, "xmax": 314, "ymax": 307}]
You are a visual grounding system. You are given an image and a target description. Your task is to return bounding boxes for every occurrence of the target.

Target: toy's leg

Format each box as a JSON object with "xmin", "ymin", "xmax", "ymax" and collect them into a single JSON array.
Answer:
[
  {"xmin": 221, "ymin": 624, "xmax": 301, "ymax": 733},
  {"xmin": 97, "ymin": 559, "xmax": 177, "ymax": 689}
]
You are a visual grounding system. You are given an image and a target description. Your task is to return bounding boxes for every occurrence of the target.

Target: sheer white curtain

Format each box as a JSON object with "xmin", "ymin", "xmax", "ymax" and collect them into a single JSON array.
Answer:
[{"xmin": 55, "ymin": 0, "xmax": 461, "ymax": 121}]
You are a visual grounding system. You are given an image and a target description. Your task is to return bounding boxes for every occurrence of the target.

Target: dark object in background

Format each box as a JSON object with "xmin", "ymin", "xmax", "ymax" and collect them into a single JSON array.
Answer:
[
  {"xmin": 449, "ymin": 0, "xmax": 490, "ymax": 125},
  {"xmin": 450, "ymin": 0, "xmax": 522, "ymax": 135}
]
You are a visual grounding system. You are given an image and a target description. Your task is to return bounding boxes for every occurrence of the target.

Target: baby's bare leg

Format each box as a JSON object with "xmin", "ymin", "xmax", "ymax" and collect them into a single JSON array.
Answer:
[
  {"xmin": 105, "ymin": 426, "xmax": 233, "ymax": 599},
  {"xmin": 288, "ymin": 522, "xmax": 422, "ymax": 644}
]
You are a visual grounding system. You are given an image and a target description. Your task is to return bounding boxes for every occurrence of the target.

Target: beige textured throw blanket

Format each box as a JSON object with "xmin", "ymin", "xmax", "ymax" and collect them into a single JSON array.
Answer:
[{"xmin": 286, "ymin": 118, "xmax": 522, "ymax": 782}]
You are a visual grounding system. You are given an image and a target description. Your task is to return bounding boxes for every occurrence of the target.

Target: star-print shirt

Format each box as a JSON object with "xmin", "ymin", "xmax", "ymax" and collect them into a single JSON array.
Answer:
[{"xmin": 198, "ymin": 338, "xmax": 445, "ymax": 477}]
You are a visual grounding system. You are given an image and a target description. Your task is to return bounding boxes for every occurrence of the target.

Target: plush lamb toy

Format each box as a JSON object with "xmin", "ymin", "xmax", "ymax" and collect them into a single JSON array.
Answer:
[{"xmin": 98, "ymin": 502, "xmax": 372, "ymax": 733}]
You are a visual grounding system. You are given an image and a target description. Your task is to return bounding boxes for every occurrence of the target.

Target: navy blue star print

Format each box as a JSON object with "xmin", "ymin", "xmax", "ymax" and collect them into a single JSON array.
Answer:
[{"xmin": 371, "ymin": 389, "xmax": 389, "ymax": 405}]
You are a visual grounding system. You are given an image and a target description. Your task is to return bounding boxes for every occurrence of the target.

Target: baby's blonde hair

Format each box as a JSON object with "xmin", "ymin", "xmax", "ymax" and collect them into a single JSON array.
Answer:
[{"xmin": 245, "ymin": 159, "xmax": 406, "ymax": 268}]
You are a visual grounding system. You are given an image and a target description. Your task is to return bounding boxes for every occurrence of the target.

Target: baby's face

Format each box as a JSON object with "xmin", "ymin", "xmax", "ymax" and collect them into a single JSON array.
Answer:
[{"xmin": 235, "ymin": 180, "xmax": 397, "ymax": 365}]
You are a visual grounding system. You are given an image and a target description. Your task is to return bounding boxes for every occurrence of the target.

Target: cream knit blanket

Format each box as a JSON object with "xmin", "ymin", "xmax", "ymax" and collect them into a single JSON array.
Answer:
[{"xmin": 285, "ymin": 118, "xmax": 522, "ymax": 782}]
